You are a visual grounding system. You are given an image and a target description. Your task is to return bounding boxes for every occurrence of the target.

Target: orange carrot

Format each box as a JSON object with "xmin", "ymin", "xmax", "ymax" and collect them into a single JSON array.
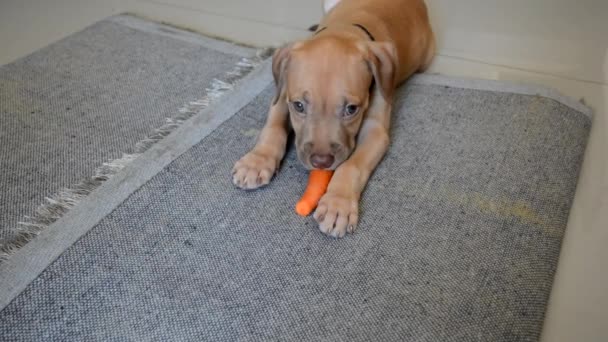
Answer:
[{"xmin": 295, "ymin": 169, "xmax": 334, "ymax": 216}]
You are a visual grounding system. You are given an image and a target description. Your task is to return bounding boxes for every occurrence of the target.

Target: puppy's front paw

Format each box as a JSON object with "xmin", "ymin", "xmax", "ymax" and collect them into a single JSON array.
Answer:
[
  {"xmin": 313, "ymin": 191, "xmax": 359, "ymax": 238},
  {"xmin": 232, "ymin": 150, "xmax": 277, "ymax": 190}
]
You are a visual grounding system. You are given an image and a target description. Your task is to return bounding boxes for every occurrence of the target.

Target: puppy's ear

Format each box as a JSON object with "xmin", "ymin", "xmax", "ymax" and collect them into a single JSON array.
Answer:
[
  {"xmin": 359, "ymin": 41, "xmax": 398, "ymax": 102},
  {"xmin": 271, "ymin": 43, "xmax": 298, "ymax": 105}
]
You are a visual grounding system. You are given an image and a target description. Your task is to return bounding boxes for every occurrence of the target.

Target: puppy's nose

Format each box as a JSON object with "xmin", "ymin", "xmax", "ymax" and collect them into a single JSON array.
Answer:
[{"xmin": 310, "ymin": 154, "xmax": 335, "ymax": 169}]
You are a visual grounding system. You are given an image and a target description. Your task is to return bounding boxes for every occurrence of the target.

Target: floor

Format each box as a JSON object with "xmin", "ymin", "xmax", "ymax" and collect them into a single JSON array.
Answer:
[{"xmin": 1, "ymin": 0, "xmax": 606, "ymax": 341}]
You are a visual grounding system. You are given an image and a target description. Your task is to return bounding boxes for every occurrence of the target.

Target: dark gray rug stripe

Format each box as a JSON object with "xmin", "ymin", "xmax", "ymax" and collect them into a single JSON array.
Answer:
[
  {"xmin": 0, "ymin": 69, "xmax": 591, "ymax": 341},
  {"xmin": 106, "ymin": 15, "xmax": 253, "ymax": 58},
  {"xmin": 0, "ymin": 60, "xmax": 273, "ymax": 310},
  {"xmin": 0, "ymin": 15, "xmax": 254, "ymax": 251}
]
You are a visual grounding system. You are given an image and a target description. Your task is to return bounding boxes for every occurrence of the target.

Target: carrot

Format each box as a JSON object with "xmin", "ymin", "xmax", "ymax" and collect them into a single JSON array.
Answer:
[{"xmin": 295, "ymin": 169, "xmax": 334, "ymax": 216}]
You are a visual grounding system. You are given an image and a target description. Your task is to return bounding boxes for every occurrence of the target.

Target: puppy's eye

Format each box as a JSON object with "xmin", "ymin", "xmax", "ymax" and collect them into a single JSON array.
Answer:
[
  {"xmin": 292, "ymin": 101, "xmax": 305, "ymax": 113},
  {"xmin": 344, "ymin": 104, "xmax": 359, "ymax": 117}
]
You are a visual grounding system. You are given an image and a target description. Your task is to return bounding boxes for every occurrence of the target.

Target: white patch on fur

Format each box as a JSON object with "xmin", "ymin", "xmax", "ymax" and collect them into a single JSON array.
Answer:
[{"xmin": 324, "ymin": 0, "xmax": 341, "ymax": 14}]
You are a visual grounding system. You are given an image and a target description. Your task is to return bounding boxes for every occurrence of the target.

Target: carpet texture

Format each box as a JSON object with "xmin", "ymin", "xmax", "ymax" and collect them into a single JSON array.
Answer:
[
  {"xmin": 0, "ymin": 15, "xmax": 254, "ymax": 249},
  {"xmin": 0, "ymin": 75, "xmax": 591, "ymax": 341}
]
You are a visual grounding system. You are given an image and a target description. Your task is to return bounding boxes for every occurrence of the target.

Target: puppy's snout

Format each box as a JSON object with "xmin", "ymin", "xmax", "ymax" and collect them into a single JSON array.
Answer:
[{"xmin": 310, "ymin": 154, "xmax": 335, "ymax": 169}]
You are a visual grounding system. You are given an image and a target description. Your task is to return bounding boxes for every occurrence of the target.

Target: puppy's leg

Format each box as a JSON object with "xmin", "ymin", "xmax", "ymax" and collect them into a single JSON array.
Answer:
[
  {"xmin": 314, "ymin": 94, "xmax": 391, "ymax": 238},
  {"xmin": 419, "ymin": 34, "xmax": 436, "ymax": 72},
  {"xmin": 232, "ymin": 101, "xmax": 289, "ymax": 189}
]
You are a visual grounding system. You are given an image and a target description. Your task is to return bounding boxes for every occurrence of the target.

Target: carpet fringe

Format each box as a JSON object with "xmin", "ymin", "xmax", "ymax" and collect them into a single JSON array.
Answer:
[{"xmin": 0, "ymin": 48, "xmax": 273, "ymax": 262}]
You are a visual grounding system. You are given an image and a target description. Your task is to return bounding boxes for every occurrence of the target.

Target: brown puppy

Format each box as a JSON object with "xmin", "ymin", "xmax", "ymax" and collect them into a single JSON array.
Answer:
[{"xmin": 232, "ymin": 0, "xmax": 435, "ymax": 237}]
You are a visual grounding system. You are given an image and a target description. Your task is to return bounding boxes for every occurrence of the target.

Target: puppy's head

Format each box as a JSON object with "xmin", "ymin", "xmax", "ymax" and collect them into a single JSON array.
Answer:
[{"xmin": 272, "ymin": 35, "xmax": 397, "ymax": 170}]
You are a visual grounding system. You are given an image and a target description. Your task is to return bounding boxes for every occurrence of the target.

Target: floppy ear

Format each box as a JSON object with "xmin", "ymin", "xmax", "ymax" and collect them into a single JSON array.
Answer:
[
  {"xmin": 271, "ymin": 43, "xmax": 295, "ymax": 105},
  {"xmin": 360, "ymin": 41, "xmax": 398, "ymax": 102}
]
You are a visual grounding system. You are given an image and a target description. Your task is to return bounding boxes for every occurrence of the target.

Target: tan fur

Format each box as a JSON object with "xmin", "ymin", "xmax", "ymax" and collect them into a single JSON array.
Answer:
[{"xmin": 233, "ymin": 0, "xmax": 435, "ymax": 238}]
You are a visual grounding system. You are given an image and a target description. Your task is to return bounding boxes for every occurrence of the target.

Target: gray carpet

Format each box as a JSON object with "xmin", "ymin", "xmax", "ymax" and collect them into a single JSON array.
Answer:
[
  {"xmin": 0, "ymin": 15, "xmax": 254, "ymax": 247},
  {"xmin": 0, "ymin": 67, "xmax": 591, "ymax": 340}
]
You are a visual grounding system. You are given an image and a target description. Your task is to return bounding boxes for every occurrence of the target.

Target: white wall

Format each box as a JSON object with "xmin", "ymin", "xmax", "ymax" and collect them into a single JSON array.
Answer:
[
  {"xmin": 3, "ymin": 0, "xmax": 606, "ymax": 86},
  {"xmin": 0, "ymin": 0, "xmax": 122, "ymax": 65},
  {"xmin": 127, "ymin": 0, "xmax": 608, "ymax": 85}
]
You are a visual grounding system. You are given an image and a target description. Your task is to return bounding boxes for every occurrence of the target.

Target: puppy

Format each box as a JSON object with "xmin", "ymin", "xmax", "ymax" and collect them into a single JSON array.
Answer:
[{"xmin": 232, "ymin": 0, "xmax": 435, "ymax": 237}]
